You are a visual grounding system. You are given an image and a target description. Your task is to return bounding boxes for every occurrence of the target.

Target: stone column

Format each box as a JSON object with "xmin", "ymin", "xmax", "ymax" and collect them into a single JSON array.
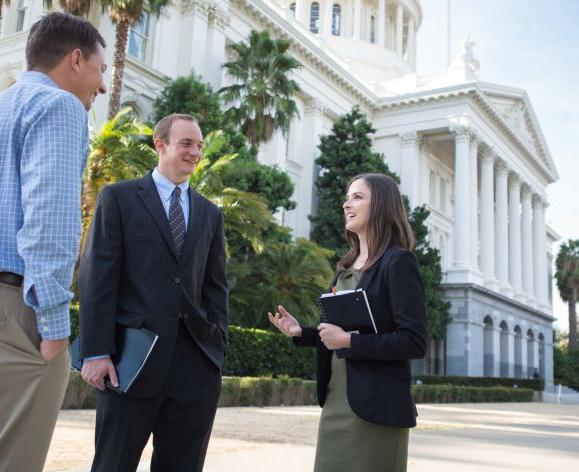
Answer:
[
  {"xmin": 395, "ymin": 3, "xmax": 403, "ymax": 55},
  {"xmin": 533, "ymin": 196, "xmax": 548, "ymax": 304},
  {"xmin": 400, "ymin": 131, "xmax": 421, "ymax": 208},
  {"xmin": 296, "ymin": 98, "xmax": 326, "ymax": 238},
  {"xmin": 322, "ymin": 0, "xmax": 333, "ymax": 35},
  {"xmin": 295, "ymin": 0, "xmax": 307, "ymax": 27},
  {"xmin": 469, "ymin": 135, "xmax": 480, "ymax": 271},
  {"xmin": 480, "ymin": 147, "xmax": 498, "ymax": 289},
  {"xmin": 494, "ymin": 160, "xmax": 511, "ymax": 294},
  {"xmin": 408, "ymin": 15, "xmax": 415, "ymax": 67},
  {"xmin": 377, "ymin": 0, "xmax": 386, "ymax": 47},
  {"xmin": 508, "ymin": 174, "xmax": 523, "ymax": 297},
  {"xmin": 353, "ymin": 0, "xmax": 362, "ymax": 39},
  {"xmin": 521, "ymin": 185, "xmax": 535, "ymax": 301},
  {"xmin": 451, "ymin": 126, "xmax": 471, "ymax": 271}
]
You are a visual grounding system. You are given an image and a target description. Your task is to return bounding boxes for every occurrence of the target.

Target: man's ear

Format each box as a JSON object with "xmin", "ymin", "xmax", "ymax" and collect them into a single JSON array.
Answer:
[
  {"xmin": 70, "ymin": 48, "xmax": 83, "ymax": 72},
  {"xmin": 153, "ymin": 138, "xmax": 165, "ymax": 154}
]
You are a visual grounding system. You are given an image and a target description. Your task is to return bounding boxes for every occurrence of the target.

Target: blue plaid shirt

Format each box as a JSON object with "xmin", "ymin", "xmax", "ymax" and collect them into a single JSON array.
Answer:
[{"xmin": 0, "ymin": 72, "xmax": 89, "ymax": 340}]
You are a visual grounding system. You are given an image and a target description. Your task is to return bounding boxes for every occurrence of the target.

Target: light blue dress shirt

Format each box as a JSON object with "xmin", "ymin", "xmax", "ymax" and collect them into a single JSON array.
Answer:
[
  {"xmin": 151, "ymin": 167, "xmax": 190, "ymax": 227},
  {"xmin": 84, "ymin": 168, "xmax": 189, "ymax": 361},
  {"xmin": 0, "ymin": 71, "xmax": 89, "ymax": 340}
]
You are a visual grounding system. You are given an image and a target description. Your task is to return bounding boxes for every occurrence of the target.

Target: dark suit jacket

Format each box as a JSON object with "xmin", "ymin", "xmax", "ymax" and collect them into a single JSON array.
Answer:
[
  {"xmin": 79, "ymin": 173, "xmax": 228, "ymax": 399},
  {"xmin": 294, "ymin": 245, "xmax": 427, "ymax": 428}
]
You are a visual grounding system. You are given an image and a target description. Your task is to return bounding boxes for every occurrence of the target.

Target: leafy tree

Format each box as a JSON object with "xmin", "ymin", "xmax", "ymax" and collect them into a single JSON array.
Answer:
[
  {"xmin": 555, "ymin": 239, "xmax": 579, "ymax": 350},
  {"xmin": 153, "ymin": 73, "xmax": 295, "ymax": 213},
  {"xmin": 220, "ymin": 30, "xmax": 301, "ymax": 147},
  {"xmin": 228, "ymin": 239, "xmax": 333, "ymax": 328},
  {"xmin": 310, "ymin": 106, "xmax": 389, "ymax": 258}
]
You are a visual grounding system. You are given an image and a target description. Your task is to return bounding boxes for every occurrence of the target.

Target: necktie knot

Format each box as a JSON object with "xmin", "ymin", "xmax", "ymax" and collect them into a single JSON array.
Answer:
[{"xmin": 172, "ymin": 186, "xmax": 181, "ymax": 200}]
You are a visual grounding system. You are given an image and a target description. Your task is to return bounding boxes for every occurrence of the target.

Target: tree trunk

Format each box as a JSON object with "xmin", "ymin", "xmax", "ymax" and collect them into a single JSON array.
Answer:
[
  {"xmin": 569, "ymin": 288, "xmax": 577, "ymax": 350},
  {"xmin": 108, "ymin": 18, "xmax": 131, "ymax": 120}
]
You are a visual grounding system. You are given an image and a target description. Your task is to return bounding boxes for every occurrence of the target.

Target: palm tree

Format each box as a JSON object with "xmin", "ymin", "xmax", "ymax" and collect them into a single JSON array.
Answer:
[
  {"xmin": 555, "ymin": 239, "xmax": 579, "ymax": 350},
  {"xmin": 189, "ymin": 130, "xmax": 274, "ymax": 256},
  {"xmin": 44, "ymin": 0, "xmax": 93, "ymax": 16},
  {"xmin": 228, "ymin": 239, "xmax": 334, "ymax": 329},
  {"xmin": 82, "ymin": 107, "xmax": 157, "ymax": 245},
  {"xmin": 220, "ymin": 30, "xmax": 302, "ymax": 147},
  {"xmin": 100, "ymin": 0, "xmax": 170, "ymax": 118}
]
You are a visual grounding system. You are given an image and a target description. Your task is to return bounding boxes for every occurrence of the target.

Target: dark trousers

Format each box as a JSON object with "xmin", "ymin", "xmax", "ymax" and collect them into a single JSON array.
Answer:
[{"xmin": 91, "ymin": 321, "xmax": 221, "ymax": 472}]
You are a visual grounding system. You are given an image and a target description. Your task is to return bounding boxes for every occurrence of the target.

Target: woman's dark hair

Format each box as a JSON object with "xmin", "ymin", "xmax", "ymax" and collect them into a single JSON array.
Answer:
[
  {"xmin": 26, "ymin": 12, "xmax": 106, "ymax": 72},
  {"xmin": 338, "ymin": 173, "xmax": 415, "ymax": 271}
]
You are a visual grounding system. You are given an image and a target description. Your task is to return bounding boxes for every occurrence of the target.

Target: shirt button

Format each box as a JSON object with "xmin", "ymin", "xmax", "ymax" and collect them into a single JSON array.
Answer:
[{"xmin": 173, "ymin": 277, "xmax": 181, "ymax": 284}]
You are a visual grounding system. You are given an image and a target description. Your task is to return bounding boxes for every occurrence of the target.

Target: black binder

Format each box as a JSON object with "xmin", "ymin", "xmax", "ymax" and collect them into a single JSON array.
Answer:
[
  {"xmin": 70, "ymin": 325, "xmax": 158, "ymax": 394},
  {"xmin": 318, "ymin": 289, "xmax": 378, "ymax": 334}
]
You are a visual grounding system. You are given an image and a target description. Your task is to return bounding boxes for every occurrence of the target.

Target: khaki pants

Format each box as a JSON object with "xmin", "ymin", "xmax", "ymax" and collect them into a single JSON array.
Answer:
[{"xmin": 0, "ymin": 282, "xmax": 70, "ymax": 472}]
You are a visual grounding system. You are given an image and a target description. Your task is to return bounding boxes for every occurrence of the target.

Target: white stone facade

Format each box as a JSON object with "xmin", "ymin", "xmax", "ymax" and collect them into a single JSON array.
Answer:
[{"xmin": 0, "ymin": 0, "xmax": 559, "ymax": 387}]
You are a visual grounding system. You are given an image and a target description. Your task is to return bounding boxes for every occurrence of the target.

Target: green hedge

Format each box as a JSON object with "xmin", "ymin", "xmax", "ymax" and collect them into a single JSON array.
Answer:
[
  {"xmin": 223, "ymin": 326, "xmax": 315, "ymax": 379},
  {"xmin": 413, "ymin": 375, "xmax": 544, "ymax": 391},
  {"xmin": 412, "ymin": 384, "xmax": 534, "ymax": 403}
]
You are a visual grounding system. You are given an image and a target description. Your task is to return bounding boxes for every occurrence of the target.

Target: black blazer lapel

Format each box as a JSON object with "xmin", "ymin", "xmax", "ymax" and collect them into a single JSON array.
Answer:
[
  {"xmin": 137, "ymin": 173, "xmax": 181, "ymax": 263},
  {"xmin": 356, "ymin": 245, "xmax": 396, "ymax": 291},
  {"xmin": 179, "ymin": 188, "xmax": 207, "ymax": 264}
]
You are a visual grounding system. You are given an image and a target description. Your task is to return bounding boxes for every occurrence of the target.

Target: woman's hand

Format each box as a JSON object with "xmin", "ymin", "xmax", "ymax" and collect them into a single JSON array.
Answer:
[
  {"xmin": 268, "ymin": 305, "xmax": 303, "ymax": 337},
  {"xmin": 318, "ymin": 323, "xmax": 351, "ymax": 350}
]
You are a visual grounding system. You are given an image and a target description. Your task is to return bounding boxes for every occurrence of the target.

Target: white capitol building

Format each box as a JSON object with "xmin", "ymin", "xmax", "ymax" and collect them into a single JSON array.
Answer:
[{"xmin": 0, "ymin": 0, "xmax": 559, "ymax": 387}]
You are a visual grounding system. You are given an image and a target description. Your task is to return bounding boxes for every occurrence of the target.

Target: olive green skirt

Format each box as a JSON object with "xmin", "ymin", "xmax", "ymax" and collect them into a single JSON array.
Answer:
[{"xmin": 313, "ymin": 353, "xmax": 409, "ymax": 472}]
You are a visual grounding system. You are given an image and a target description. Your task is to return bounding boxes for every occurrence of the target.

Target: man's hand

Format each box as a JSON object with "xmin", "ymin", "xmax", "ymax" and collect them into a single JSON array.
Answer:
[
  {"xmin": 318, "ymin": 323, "xmax": 351, "ymax": 350},
  {"xmin": 81, "ymin": 357, "xmax": 119, "ymax": 391},
  {"xmin": 39, "ymin": 339, "xmax": 68, "ymax": 363}
]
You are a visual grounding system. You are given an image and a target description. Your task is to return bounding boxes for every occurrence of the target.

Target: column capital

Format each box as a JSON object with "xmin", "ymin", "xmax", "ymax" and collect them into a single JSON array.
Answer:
[
  {"xmin": 480, "ymin": 145, "xmax": 496, "ymax": 163},
  {"xmin": 450, "ymin": 125, "xmax": 471, "ymax": 143},
  {"xmin": 508, "ymin": 172, "xmax": 521, "ymax": 187},
  {"xmin": 400, "ymin": 130, "xmax": 422, "ymax": 146},
  {"xmin": 532, "ymin": 193, "xmax": 547, "ymax": 208},
  {"xmin": 304, "ymin": 98, "xmax": 326, "ymax": 117},
  {"xmin": 520, "ymin": 183, "xmax": 533, "ymax": 199},
  {"xmin": 494, "ymin": 158, "xmax": 509, "ymax": 174}
]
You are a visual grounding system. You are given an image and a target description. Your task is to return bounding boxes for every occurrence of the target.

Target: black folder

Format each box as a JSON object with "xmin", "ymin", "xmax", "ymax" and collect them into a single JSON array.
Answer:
[
  {"xmin": 70, "ymin": 325, "xmax": 158, "ymax": 394},
  {"xmin": 318, "ymin": 289, "xmax": 378, "ymax": 334}
]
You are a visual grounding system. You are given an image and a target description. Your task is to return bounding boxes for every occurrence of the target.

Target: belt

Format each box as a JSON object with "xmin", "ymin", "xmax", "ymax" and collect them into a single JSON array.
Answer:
[{"xmin": 0, "ymin": 272, "xmax": 24, "ymax": 288}]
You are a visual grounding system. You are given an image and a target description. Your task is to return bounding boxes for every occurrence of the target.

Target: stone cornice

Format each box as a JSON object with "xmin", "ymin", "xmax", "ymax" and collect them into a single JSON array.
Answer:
[
  {"xmin": 231, "ymin": 0, "xmax": 376, "ymax": 109},
  {"xmin": 441, "ymin": 282, "xmax": 556, "ymax": 323}
]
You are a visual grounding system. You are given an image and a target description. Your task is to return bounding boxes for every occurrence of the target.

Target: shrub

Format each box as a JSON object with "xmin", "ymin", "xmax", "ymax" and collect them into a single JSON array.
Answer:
[
  {"xmin": 413, "ymin": 375, "xmax": 544, "ymax": 391},
  {"xmin": 412, "ymin": 384, "xmax": 534, "ymax": 403}
]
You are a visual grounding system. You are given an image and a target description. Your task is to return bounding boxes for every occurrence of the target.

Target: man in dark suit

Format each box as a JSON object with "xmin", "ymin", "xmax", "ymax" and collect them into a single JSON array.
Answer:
[{"xmin": 79, "ymin": 114, "xmax": 228, "ymax": 472}]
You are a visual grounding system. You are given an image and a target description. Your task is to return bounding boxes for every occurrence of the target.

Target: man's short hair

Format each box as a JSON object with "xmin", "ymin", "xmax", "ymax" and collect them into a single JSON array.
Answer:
[
  {"xmin": 26, "ymin": 12, "xmax": 106, "ymax": 72},
  {"xmin": 154, "ymin": 114, "xmax": 198, "ymax": 143}
]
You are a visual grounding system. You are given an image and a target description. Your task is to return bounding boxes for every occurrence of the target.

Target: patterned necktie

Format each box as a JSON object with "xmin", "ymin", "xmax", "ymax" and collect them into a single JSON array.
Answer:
[{"xmin": 169, "ymin": 186, "xmax": 186, "ymax": 254}]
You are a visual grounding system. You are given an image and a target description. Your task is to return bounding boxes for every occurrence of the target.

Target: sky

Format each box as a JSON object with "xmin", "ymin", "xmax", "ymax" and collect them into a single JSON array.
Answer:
[{"xmin": 416, "ymin": 0, "xmax": 579, "ymax": 330}]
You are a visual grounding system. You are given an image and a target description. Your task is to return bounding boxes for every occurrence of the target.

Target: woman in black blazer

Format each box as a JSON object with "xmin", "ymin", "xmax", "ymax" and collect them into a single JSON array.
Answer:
[{"xmin": 269, "ymin": 173, "xmax": 427, "ymax": 472}]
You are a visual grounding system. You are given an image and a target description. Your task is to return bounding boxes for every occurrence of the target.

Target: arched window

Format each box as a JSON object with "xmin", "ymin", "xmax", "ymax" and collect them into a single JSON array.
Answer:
[
  {"xmin": 527, "ymin": 329, "xmax": 535, "ymax": 378},
  {"xmin": 370, "ymin": 15, "xmax": 376, "ymax": 43},
  {"xmin": 310, "ymin": 2, "xmax": 320, "ymax": 33},
  {"xmin": 332, "ymin": 4, "xmax": 341, "ymax": 36},
  {"xmin": 290, "ymin": 2, "xmax": 296, "ymax": 18},
  {"xmin": 514, "ymin": 326, "xmax": 523, "ymax": 378},
  {"xmin": 538, "ymin": 334, "xmax": 545, "ymax": 378}
]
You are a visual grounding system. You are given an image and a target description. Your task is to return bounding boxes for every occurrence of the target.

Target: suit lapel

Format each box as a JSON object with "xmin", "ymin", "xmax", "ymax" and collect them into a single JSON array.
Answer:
[
  {"xmin": 137, "ymin": 173, "xmax": 181, "ymax": 263},
  {"xmin": 179, "ymin": 188, "xmax": 206, "ymax": 264},
  {"xmin": 356, "ymin": 245, "xmax": 396, "ymax": 291}
]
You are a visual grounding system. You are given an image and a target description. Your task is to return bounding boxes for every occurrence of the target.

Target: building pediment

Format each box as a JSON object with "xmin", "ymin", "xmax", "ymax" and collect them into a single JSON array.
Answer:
[{"xmin": 478, "ymin": 83, "xmax": 558, "ymax": 180}]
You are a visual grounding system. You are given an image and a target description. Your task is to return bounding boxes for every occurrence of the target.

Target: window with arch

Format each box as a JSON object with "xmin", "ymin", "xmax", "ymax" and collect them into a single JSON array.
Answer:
[
  {"xmin": 370, "ymin": 15, "xmax": 376, "ymax": 43},
  {"xmin": 332, "ymin": 4, "xmax": 341, "ymax": 35},
  {"xmin": 310, "ymin": 2, "xmax": 320, "ymax": 33},
  {"xmin": 128, "ymin": 10, "xmax": 151, "ymax": 62},
  {"xmin": 290, "ymin": 2, "xmax": 296, "ymax": 18},
  {"xmin": 15, "ymin": 0, "xmax": 28, "ymax": 32}
]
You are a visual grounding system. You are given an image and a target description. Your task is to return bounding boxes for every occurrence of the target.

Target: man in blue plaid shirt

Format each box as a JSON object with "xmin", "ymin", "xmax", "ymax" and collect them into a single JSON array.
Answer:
[{"xmin": 0, "ymin": 13, "xmax": 107, "ymax": 471}]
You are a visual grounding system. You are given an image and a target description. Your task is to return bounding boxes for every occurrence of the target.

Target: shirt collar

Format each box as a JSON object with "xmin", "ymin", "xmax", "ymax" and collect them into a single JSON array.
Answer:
[
  {"xmin": 20, "ymin": 71, "xmax": 60, "ymax": 89},
  {"xmin": 152, "ymin": 167, "xmax": 189, "ymax": 202}
]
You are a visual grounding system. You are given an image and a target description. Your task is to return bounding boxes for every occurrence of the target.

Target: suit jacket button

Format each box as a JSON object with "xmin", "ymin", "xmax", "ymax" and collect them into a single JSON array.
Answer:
[{"xmin": 173, "ymin": 277, "xmax": 181, "ymax": 284}]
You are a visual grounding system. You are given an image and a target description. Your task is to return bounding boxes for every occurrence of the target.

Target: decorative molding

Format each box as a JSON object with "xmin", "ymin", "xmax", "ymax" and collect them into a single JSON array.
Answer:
[
  {"xmin": 449, "ymin": 125, "xmax": 470, "ymax": 142},
  {"xmin": 181, "ymin": 0, "xmax": 211, "ymax": 16},
  {"xmin": 400, "ymin": 130, "xmax": 422, "ymax": 146},
  {"xmin": 304, "ymin": 98, "xmax": 326, "ymax": 117}
]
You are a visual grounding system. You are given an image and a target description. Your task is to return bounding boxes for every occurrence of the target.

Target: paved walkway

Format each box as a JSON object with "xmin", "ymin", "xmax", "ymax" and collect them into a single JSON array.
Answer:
[{"xmin": 45, "ymin": 403, "xmax": 579, "ymax": 472}]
